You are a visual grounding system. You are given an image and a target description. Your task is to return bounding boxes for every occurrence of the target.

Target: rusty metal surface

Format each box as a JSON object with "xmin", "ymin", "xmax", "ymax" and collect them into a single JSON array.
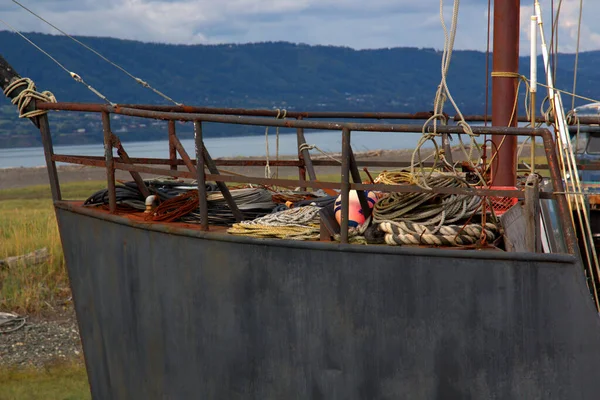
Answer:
[
  {"xmin": 38, "ymin": 115, "xmax": 61, "ymax": 201},
  {"xmin": 55, "ymin": 204, "xmax": 600, "ymax": 400},
  {"xmin": 111, "ymin": 135, "xmax": 150, "ymax": 198},
  {"xmin": 35, "ymin": 102, "xmax": 600, "ymax": 125},
  {"xmin": 51, "ymin": 154, "xmax": 561, "ymax": 171},
  {"xmin": 168, "ymin": 121, "xmax": 178, "ymax": 172},
  {"xmin": 102, "ymin": 111, "xmax": 116, "ymax": 213},
  {"xmin": 36, "ymin": 102, "xmax": 552, "ymax": 135},
  {"xmin": 194, "ymin": 121, "xmax": 208, "ymax": 231},
  {"xmin": 340, "ymin": 128, "xmax": 351, "ymax": 243},
  {"xmin": 491, "ymin": 0, "xmax": 520, "ymax": 186}
]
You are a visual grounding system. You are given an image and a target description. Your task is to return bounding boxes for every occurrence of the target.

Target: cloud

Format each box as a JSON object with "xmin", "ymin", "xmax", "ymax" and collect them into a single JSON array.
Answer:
[{"xmin": 1, "ymin": 0, "xmax": 598, "ymax": 53}]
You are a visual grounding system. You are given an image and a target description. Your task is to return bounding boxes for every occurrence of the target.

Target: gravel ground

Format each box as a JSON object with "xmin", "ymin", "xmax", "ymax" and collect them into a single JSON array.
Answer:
[{"xmin": 0, "ymin": 308, "xmax": 83, "ymax": 368}]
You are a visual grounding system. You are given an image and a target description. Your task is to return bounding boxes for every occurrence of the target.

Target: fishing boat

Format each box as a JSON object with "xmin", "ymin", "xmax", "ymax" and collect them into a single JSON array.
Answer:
[{"xmin": 3, "ymin": 1, "xmax": 600, "ymax": 399}]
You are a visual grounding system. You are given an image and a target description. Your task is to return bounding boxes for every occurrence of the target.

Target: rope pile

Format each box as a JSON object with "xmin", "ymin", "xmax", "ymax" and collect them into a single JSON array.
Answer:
[
  {"xmin": 378, "ymin": 220, "xmax": 498, "ymax": 246},
  {"xmin": 227, "ymin": 206, "xmax": 321, "ymax": 240},
  {"xmin": 365, "ymin": 170, "xmax": 500, "ymax": 247},
  {"xmin": 373, "ymin": 172, "xmax": 482, "ymax": 228},
  {"xmin": 145, "ymin": 187, "xmax": 277, "ymax": 225}
]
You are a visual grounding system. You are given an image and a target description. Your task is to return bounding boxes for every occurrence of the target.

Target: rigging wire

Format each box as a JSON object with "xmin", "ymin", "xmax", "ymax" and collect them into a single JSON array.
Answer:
[
  {"xmin": 571, "ymin": 0, "xmax": 584, "ymax": 110},
  {"xmin": 10, "ymin": 0, "xmax": 181, "ymax": 106},
  {"xmin": 549, "ymin": 0, "xmax": 564, "ymax": 89},
  {"xmin": 0, "ymin": 17, "xmax": 114, "ymax": 105},
  {"xmin": 482, "ymin": 0, "xmax": 492, "ymax": 179}
]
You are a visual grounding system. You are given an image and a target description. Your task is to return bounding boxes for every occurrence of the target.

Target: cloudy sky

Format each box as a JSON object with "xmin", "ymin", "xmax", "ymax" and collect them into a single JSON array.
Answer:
[{"xmin": 1, "ymin": 0, "xmax": 599, "ymax": 53}]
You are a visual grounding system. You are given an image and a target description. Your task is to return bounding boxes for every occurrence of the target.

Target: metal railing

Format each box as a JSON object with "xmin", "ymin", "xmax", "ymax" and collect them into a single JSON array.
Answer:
[{"xmin": 33, "ymin": 102, "xmax": 578, "ymax": 253}]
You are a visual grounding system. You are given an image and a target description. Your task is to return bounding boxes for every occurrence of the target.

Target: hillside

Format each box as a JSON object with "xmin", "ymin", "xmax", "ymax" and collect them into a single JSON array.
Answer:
[{"xmin": 1, "ymin": 30, "xmax": 600, "ymax": 148}]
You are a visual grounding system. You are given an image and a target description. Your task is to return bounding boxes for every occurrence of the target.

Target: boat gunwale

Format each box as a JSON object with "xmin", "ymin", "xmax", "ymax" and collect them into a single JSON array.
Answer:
[{"xmin": 54, "ymin": 200, "xmax": 579, "ymax": 265}]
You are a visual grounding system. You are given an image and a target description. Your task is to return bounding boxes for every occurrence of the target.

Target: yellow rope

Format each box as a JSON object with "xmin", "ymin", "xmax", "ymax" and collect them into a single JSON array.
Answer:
[
  {"xmin": 227, "ymin": 224, "xmax": 320, "ymax": 240},
  {"xmin": 2, "ymin": 78, "xmax": 57, "ymax": 118}
]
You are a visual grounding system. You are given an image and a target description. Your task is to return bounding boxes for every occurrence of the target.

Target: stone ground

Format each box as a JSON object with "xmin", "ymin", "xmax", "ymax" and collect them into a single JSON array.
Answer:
[{"xmin": 0, "ymin": 307, "xmax": 83, "ymax": 368}]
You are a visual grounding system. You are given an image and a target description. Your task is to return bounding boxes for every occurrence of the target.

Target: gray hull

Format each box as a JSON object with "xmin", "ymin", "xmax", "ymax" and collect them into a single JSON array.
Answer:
[{"xmin": 55, "ymin": 203, "xmax": 600, "ymax": 400}]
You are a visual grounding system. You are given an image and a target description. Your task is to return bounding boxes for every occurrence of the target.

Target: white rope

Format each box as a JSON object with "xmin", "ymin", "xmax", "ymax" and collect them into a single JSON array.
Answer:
[
  {"xmin": 10, "ymin": 0, "xmax": 181, "ymax": 106},
  {"xmin": 0, "ymin": 17, "xmax": 115, "ymax": 106},
  {"xmin": 3, "ymin": 78, "xmax": 56, "ymax": 118},
  {"xmin": 298, "ymin": 143, "xmax": 342, "ymax": 164},
  {"xmin": 412, "ymin": 0, "xmax": 485, "ymax": 189},
  {"xmin": 239, "ymin": 205, "xmax": 320, "ymax": 228},
  {"xmin": 265, "ymin": 109, "xmax": 286, "ymax": 178},
  {"xmin": 379, "ymin": 221, "xmax": 498, "ymax": 247}
]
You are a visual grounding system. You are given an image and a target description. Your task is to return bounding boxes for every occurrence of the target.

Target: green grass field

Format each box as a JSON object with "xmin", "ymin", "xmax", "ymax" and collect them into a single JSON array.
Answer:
[{"xmin": 0, "ymin": 360, "xmax": 90, "ymax": 400}]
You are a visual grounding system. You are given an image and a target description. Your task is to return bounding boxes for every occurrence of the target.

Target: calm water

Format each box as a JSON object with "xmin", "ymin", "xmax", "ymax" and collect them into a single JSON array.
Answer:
[{"xmin": 0, "ymin": 130, "xmax": 432, "ymax": 169}]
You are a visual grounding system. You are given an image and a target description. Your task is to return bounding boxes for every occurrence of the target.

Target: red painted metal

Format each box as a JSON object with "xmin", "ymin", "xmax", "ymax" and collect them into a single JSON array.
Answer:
[{"xmin": 491, "ymin": 0, "xmax": 520, "ymax": 186}]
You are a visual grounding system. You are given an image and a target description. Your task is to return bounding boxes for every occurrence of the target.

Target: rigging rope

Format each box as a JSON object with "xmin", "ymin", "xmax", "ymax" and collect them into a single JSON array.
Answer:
[
  {"xmin": 10, "ymin": 0, "xmax": 181, "ymax": 106},
  {"xmin": 571, "ymin": 0, "xmax": 584, "ymax": 111},
  {"xmin": 0, "ymin": 17, "xmax": 114, "ymax": 105},
  {"xmin": 298, "ymin": 143, "xmax": 342, "ymax": 164},
  {"xmin": 2, "ymin": 78, "xmax": 57, "ymax": 118},
  {"xmin": 413, "ymin": 0, "xmax": 485, "ymax": 189},
  {"xmin": 265, "ymin": 109, "xmax": 286, "ymax": 179}
]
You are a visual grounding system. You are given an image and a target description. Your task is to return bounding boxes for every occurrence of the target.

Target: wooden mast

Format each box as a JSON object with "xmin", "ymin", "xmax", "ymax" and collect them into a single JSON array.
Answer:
[{"xmin": 491, "ymin": 0, "xmax": 520, "ymax": 186}]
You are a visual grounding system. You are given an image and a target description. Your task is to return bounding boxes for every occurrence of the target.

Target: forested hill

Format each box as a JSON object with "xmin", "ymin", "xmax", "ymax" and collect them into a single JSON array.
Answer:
[{"xmin": 2, "ymin": 30, "xmax": 600, "ymax": 148}]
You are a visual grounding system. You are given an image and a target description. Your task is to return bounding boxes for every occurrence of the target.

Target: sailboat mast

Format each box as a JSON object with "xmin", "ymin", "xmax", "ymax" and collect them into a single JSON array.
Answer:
[{"xmin": 491, "ymin": 0, "xmax": 520, "ymax": 186}]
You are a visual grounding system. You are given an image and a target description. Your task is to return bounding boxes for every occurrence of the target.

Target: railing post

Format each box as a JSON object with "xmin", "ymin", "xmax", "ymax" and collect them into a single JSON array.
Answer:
[
  {"xmin": 340, "ymin": 127, "xmax": 351, "ymax": 244},
  {"xmin": 37, "ymin": 114, "xmax": 62, "ymax": 201},
  {"xmin": 296, "ymin": 116, "xmax": 318, "ymax": 183},
  {"xmin": 296, "ymin": 116, "xmax": 307, "ymax": 190},
  {"xmin": 102, "ymin": 111, "xmax": 116, "ymax": 213},
  {"xmin": 194, "ymin": 121, "xmax": 208, "ymax": 231},
  {"xmin": 168, "ymin": 120, "xmax": 178, "ymax": 173}
]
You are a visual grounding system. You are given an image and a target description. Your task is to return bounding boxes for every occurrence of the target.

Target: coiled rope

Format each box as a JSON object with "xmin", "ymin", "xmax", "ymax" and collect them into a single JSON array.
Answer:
[
  {"xmin": 379, "ymin": 221, "xmax": 498, "ymax": 246},
  {"xmin": 372, "ymin": 171, "xmax": 482, "ymax": 232},
  {"xmin": 2, "ymin": 78, "xmax": 57, "ymax": 118},
  {"xmin": 227, "ymin": 206, "xmax": 321, "ymax": 240}
]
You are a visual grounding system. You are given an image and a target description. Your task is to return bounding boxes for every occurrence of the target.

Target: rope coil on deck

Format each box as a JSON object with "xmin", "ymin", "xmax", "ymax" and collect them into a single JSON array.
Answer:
[
  {"xmin": 372, "ymin": 171, "xmax": 482, "ymax": 231},
  {"xmin": 227, "ymin": 205, "xmax": 321, "ymax": 240},
  {"xmin": 378, "ymin": 221, "xmax": 498, "ymax": 246}
]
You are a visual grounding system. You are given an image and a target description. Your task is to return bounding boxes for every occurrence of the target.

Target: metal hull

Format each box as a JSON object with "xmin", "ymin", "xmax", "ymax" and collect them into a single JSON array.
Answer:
[{"xmin": 55, "ymin": 203, "xmax": 600, "ymax": 400}]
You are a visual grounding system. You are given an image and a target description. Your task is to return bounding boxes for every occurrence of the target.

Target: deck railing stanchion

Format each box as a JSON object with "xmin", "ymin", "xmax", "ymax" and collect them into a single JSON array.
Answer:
[
  {"xmin": 340, "ymin": 127, "xmax": 351, "ymax": 243},
  {"xmin": 194, "ymin": 121, "xmax": 209, "ymax": 231},
  {"xmin": 201, "ymin": 147, "xmax": 245, "ymax": 222},
  {"xmin": 101, "ymin": 111, "xmax": 117, "ymax": 213},
  {"xmin": 349, "ymin": 147, "xmax": 371, "ymax": 219},
  {"xmin": 38, "ymin": 115, "xmax": 62, "ymax": 201},
  {"xmin": 168, "ymin": 120, "xmax": 178, "ymax": 173},
  {"xmin": 296, "ymin": 116, "xmax": 318, "ymax": 184},
  {"xmin": 111, "ymin": 135, "xmax": 150, "ymax": 198}
]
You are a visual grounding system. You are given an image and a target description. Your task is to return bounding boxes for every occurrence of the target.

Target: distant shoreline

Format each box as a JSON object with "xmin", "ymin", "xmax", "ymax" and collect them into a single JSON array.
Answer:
[{"xmin": 0, "ymin": 149, "xmax": 414, "ymax": 190}]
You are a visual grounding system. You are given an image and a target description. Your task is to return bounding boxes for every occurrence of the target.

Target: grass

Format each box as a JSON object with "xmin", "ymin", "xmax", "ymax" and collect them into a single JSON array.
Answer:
[
  {"xmin": 0, "ymin": 181, "xmax": 106, "ymax": 313},
  {"xmin": 0, "ymin": 182, "xmax": 104, "ymax": 400},
  {"xmin": 0, "ymin": 360, "xmax": 90, "ymax": 400}
]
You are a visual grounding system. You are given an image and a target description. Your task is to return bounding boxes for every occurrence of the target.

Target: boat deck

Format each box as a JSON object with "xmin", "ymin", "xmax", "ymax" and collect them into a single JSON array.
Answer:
[{"xmin": 59, "ymin": 200, "xmax": 509, "ymax": 252}]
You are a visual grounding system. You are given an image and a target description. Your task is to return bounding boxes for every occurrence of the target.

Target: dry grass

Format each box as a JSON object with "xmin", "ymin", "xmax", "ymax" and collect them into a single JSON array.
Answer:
[{"xmin": 0, "ymin": 181, "xmax": 106, "ymax": 314}]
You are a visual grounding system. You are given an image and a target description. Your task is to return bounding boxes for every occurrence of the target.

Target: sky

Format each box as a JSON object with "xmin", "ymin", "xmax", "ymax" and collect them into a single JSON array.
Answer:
[{"xmin": 1, "ymin": 0, "xmax": 599, "ymax": 53}]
